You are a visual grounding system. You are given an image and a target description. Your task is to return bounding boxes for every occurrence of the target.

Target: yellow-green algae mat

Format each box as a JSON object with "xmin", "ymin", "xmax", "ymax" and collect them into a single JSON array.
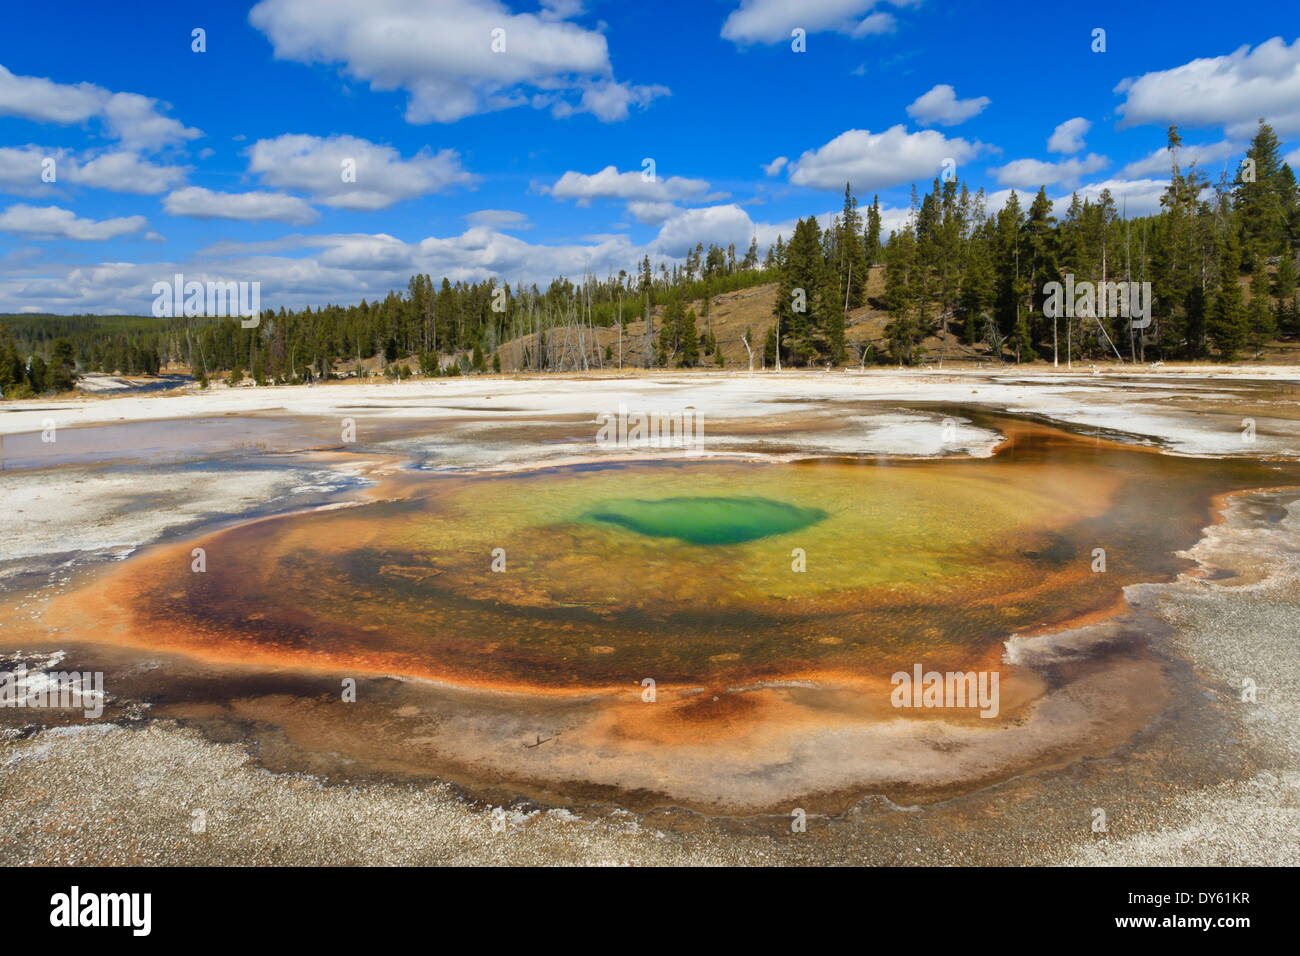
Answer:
[{"xmin": 53, "ymin": 420, "xmax": 1300, "ymax": 691}]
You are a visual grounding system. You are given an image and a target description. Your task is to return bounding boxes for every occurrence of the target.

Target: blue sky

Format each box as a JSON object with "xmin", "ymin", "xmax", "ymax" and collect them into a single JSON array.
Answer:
[{"xmin": 0, "ymin": 0, "xmax": 1297, "ymax": 313}]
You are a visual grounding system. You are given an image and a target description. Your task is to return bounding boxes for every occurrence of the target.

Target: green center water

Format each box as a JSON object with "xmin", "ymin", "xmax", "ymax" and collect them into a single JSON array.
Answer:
[{"xmin": 581, "ymin": 496, "xmax": 828, "ymax": 545}]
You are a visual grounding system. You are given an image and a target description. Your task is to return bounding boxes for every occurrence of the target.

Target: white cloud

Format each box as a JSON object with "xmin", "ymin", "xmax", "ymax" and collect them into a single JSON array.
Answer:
[
  {"xmin": 1115, "ymin": 36, "xmax": 1300, "ymax": 137},
  {"xmin": 0, "ymin": 228, "xmax": 651, "ymax": 314},
  {"xmin": 0, "ymin": 146, "xmax": 65, "ymax": 197},
  {"xmin": 247, "ymin": 134, "xmax": 476, "ymax": 210},
  {"xmin": 249, "ymin": 0, "xmax": 666, "ymax": 123},
  {"xmin": 721, "ymin": 0, "xmax": 913, "ymax": 45},
  {"xmin": 981, "ymin": 189, "xmax": 1025, "ymax": 215},
  {"xmin": 1047, "ymin": 117, "xmax": 1090, "ymax": 154},
  {"xmin": 550, "ymin": 81, "xmax": 669, "ymax": 122},
  {"xmin": 1119, "ymin": 139, "xmax": 1241, "ymax": 178},
  {"xmin": 851, "ymin": 12, "xmax": 896, "ymax": 37},
  {"xmin": 0, "ymin": 65, "xmax": 104, "ymax": 124},
  {"xmin": 787, "ymin": 125, "xmax": 990, "ymax": 191},
  {"xmin": 984, "ymin": 178, "xmax": 1170, "ymax": 220},
  {"xmin": 0, "ymin": 64, "xmax": 200, "ymax": 151},
  {"xmin": 0, "ymin": 146, "xmax": 187, "ymax": 196},
  {"xmin": 625, "ymin": 201, "xmax": 680, "ymax": 225},
  {"xmin": 906, "ymin": 84, "xmax": 990, "ymax": 127},
  {"xmin": 0, "ymin": 197, "xmax": 917, "ymax": 313},
  {"xmin": 762, "ymin": 156, "xmax": 789, "ymax": 177},
  {"xmin": 650, "ymin": 202, "xmax": 911, "ymax": 257},
  {"xmin": 72, "ymin": 152, "xmax": 188, "ymax": 195},
  {"xmin": 1054, "ymin": 178, "xmax": 1170, "ymax": 218},
  {"xmin": 1287, "ymin": 147, "xmax": 1300, "ymax": 169},
  {"xmin": 464, "ymin": 209, "xmax": 531, "ymax": 230},
  {"xmin": 546, "ymin": 165, "xmax": 711, "ymax": 205},
  {"xmin": 163, "ymin": 186, "xmax": 319, "ymax": 225},
  {"xmin": 652, "ymin": 204, "xmax": 757, "ymax": 256},
  {"xmin": 0, "ymin": 203, "xmax": 148, "ymax": 240},
  {"xmin": 100, "ymin": 92, "xmax": 201, "ymax": 152},
  {"xmin": 539, "ymin": 0, "xmax": 585, "ymax": 19},
  {"xmin": 992, "ymin": 153, "xmax": 1108, "ymax": 189}
]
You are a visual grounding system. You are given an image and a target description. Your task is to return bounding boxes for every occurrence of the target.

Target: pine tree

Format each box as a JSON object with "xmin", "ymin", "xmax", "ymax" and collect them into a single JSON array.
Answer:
[
  {"xmin": 774, "ymin": 217, "xmax": 824, "ymax": 366},
  {"xmin": 1208, "ymin": 231, "xmax": 1247, "ymax": 360},
  {"xmin": 48, "ymin": 338, "xmax": 78, "ymax": 391},
  {"xmin": 992, "ymin": 190, "xmax": 1027, "ymax": 352},
  {"xmin": 763, "ymin": 325, "xmax": 778, "ymax": 367},
  {"xmin": 658, "ymin": 296, "xmax": 684, "ymax": 365},
  {"xmin": 679, "ymin": 309, "xmax": 699, "ymax": 366},
  {"xmin": 0, "ymin": 325, "xmax": 24, "ymax": 395},
  {"xmin": 835, "ymin": 184, "xmax": 869, "ymax": 312},
  {"xmin": 1274, "ymin": 250, "xmax": 1297, "ymax": 334},
  {"xmin": 29, "ymin": 354, "xmax": 47, "ymax": 392},
  {"xmin": 1236, "ymin": 120, "xmax": 1288, "ymax": 260},
  {"xmin": 959, "ymin": 228, "xmax": 994, "ymax": 345},
  {"xmin": 1247, "ymin": 294, "xmax": 1277, "ymax": 356},
  {"xmin": 1026, "ymin": 187, "xmax": 1058, "ymax": 357},
  {"xmin": 864, "ymin": 196, "xmax": 882, "ymax": 267},
  {"xmin": 884, "ymin": 226, "xmax": 922, "ymax": 364}
]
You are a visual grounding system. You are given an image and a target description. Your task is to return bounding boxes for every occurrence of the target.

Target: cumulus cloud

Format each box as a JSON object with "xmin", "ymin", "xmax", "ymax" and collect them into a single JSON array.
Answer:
[
  {"xmin": 464, "ymin": 209, "xmax": 531, "ymax": 230},
  {"xmin": 163, "ymin": 186, "xmax": 319, "ymax": 225},
  {"xmin": 0, "ymin": 227, "xmax": 651, "ymax": 314},
  {"xmin": 651, "ymin": 204, "xmax": 757, "ymax": 256},
  {"xmin": 787, "ymin": 125, "xmax": 990, "ymax": 191},
  {"xmin": 1115, "ymin": 36, "xmax": 1300, "ymax": 137},
  {"xmin": 851, "ymin": 12, "xmax": 897, "ymax": 36},
  {"xmin": 0, "ymin": 64, "xmax": 200, "ymax": 151},
  {"xmin": 991, "ymin": 153, "xmax": 1109, "ymax": 189},
  {"xmin": 0, "ymin": 203, "xmax": 148, "ymax": 240},
  {"xmin": 649, "ymin": 201, "xmax": 912, "ymax": 257},
  {"xmin": 0, "ymin": 146, "xmax": 189, "ymax": 197},
  {"xmin": 546, "ymin": 165, "xmax": 712, "ymax": 205},
  {"xmin": 1119, "ymin": 139, "xmax": 1241, "ymax": 178},
  {"xmin": 0, "ymin": 65, "xmax": 104, "ymax": 124},
  {"xmin": 0, "ymin": 146, "xmax": 188, "ymax": 197},
  {"xmin": 906, "ymin": 84, "xmax": 990, "ymax": 127},
  {"xmin": 984, "ymin": 178, "xmax": 1170, "ymax": 220},
  {"xmin": 977, "ymin": 176, "xmax": 1175, "ymax": 219},
  {"xmin": 71, "ymin": 152, "xmax": 188, "ymax": 194},
  {"xmin": 625, "ymin": 201, "xmax": 680, "ymax": 226},
  {"xmin": 248, "ymin": 0, "xmax": 667, "ymax": 123},
  {"xmin": 0, "ymin": 198, "xmax": 921, "ymax": 313},
  {"xmin": 550, "ymin": 81, "xmax": 670, "ymax": 122},
  {"xmin": 0, "ymin": 146, "xmax": 65, "ymax": 197},
  {"xmin": 1047, "ymin": 117, "xmax": 1090, "ymax": 154},
  {"xmin": 1054, "ymin": 178, "xmax": 1170, "ymax": 218},
  {"xmin": 721, "ymin": 0, "xmax": 913, "ymax": 45},
  {"xmin": 247, "ymin": 134, "xmax": 476, "ymax": 210}
]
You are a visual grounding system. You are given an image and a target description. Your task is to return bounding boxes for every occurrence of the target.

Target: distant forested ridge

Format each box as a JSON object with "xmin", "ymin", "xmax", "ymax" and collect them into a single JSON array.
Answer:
[{"xmin": 2, "ymin": 121, "xmax": 1297, "ymax": 394}]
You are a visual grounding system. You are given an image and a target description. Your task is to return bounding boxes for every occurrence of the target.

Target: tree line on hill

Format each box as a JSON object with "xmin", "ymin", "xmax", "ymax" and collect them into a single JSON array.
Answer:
[
  {"xmin": 1, "ymin": 120, "xmax": 1296, "ymax": 394},
  {"xmin": 769, "ymin": 120, "xmax": 1298, "ymax": 367}
]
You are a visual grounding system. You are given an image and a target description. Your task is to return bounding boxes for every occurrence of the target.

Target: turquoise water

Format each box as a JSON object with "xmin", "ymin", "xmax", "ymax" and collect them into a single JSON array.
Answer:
[{"xmin": 580, "ymin": 495, "xmax": 828, "ymax": 545}]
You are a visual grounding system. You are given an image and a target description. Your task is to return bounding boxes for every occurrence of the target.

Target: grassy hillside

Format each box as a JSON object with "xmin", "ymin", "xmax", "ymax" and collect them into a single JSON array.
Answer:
[{"xmin": 487, "ymin": 266, "xmax": 991, "ymax": 371}]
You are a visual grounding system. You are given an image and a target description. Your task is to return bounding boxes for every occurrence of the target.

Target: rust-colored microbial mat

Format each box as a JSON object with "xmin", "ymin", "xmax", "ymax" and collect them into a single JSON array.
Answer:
[{"xmin": 22, "ymin": 419, "xmax": 1300, "ymax": 812}]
